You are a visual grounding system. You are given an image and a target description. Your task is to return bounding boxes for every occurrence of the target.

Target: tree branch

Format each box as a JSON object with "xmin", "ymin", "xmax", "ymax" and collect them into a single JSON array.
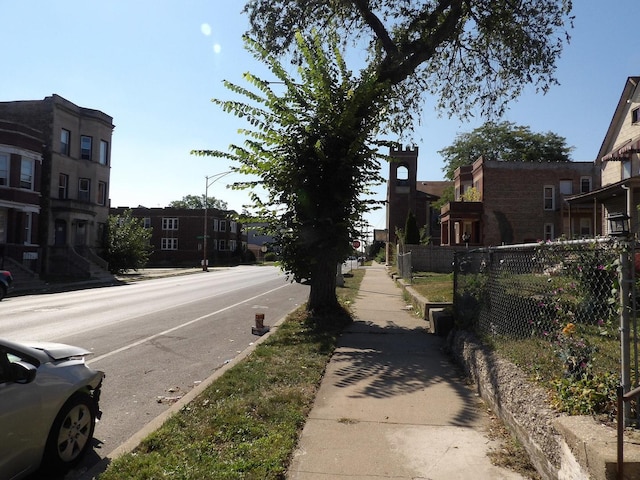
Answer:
[
  {"xmin": 376, "ymin": 0, "xmax": 465, "ymax": 86},
  {"xmin": 350, "ymin": 0, "xmax": 397, "ymax": 55}
]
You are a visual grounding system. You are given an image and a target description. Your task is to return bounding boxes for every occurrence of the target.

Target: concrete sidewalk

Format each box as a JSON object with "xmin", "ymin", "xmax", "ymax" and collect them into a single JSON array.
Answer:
[{"xmin": 287, "ymin": 263, "xmax": 525, "ymax": 480}]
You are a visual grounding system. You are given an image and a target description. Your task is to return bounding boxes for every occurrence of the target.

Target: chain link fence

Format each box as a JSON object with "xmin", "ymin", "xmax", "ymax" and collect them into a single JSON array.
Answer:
[
  {"xmin": 453, "ymin": 239, "xmax": 640, "ymax": 423},
  {"xmin": 397, "ymin": 250, "xmax": 412, "ymax": 283}
]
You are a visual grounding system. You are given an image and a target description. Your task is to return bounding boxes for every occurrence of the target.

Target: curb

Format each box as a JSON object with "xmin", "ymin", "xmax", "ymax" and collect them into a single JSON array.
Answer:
[{"xmin": 80, "ymin": 310, "xmax": 290, "ymax": 479}]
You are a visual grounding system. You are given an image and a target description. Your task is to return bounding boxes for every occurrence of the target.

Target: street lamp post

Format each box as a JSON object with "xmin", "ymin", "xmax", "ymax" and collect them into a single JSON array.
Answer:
[{"xmin": 202, "ymin": 171, "xmax": 232, "ymax": 271}]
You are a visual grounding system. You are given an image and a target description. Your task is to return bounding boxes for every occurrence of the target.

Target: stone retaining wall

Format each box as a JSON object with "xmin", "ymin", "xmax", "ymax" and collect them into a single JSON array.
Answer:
[{"xmin": 395, "ymin": 273, "xmax": 640, "ymax": 479}]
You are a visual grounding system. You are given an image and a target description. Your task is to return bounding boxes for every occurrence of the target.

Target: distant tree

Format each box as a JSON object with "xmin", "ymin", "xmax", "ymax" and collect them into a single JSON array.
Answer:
[
  {"xmin": 430, "ymin": 184, "xmax": 454, "ymax": 211},
  {"xmin": 439, "ymin": 121, "xmax": 574, "ymax": 180},
  {"xmin": 462, "ymin": 186, "xmax": 482, "ymax": 202},
  {"xmin": 404, "ymin": 211, "xmax": 421, "ymax": 245},
  {"xmin": 168, "ymin": 194, "xmax": 227, "ymax": 210},
  {"xmin": 104, "ymin": 210, "xmax": 153, "ymax": 274}
]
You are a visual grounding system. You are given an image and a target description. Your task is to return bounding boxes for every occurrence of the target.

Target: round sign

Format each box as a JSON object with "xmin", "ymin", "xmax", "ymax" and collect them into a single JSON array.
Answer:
[{"xmin": 352, "ymin": 240, "xmax": 361, "ymax": 248}]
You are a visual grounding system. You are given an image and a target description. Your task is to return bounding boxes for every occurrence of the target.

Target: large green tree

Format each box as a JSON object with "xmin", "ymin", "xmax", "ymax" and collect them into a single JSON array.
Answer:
[
  {"xmin": 202, "ymin": 1, "xmax": 573, "ymax": 315},
  {"xmin": 243, "ymin": 1, "xmax": 574, "ymax": 127},
  {"xmin": 439, "ymin": 121, "xmax": 574, "ymax": 180},
  {"xmin": 104, "ymin": 210, "xmax": 153, "ymax": 274},
  {"xmin": 168, "ymin": 194, "xmax": 228, "ymax": 210},
  {"xmin": 194, "ymin": 33, "xmax": 388, "ymax": 314}
]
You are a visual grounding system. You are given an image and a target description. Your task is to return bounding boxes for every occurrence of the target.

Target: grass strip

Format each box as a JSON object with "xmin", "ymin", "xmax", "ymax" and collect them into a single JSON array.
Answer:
[
  {"xmin": 99, "ymin": 269, "xmax": 364, "ymax": 480},
  {"xmin": 409, "ymin": 272, "xmax": 453, "ymax": 302}
]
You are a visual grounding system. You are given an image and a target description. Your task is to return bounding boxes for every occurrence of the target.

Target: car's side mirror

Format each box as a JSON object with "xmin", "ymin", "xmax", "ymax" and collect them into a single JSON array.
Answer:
[{"xmin": 10, "ymin": 361, "xmax": 37, "ymax": 384}]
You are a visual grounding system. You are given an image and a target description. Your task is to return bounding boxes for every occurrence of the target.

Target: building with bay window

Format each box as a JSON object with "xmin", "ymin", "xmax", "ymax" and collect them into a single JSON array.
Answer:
[{"xmin": 0, "ymin": 94, "xmax": 114, "ymax": 278}]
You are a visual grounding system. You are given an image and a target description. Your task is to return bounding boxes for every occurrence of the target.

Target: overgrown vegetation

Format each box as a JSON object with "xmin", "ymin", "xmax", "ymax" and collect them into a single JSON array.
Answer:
[
  {"xmin": 492, "ymin": 324, "xmax": 621, "ymax": 418},
  {"xmin": 99, "ymin": 269, "xmax": 364, "ymax": 480},
  {"xmin": 104, "ymin": 209, "xmax": 153, "ymax": 274},
  {"xmin": 410, "ymin": 268, "xmax": 623, "ymax": 418}
]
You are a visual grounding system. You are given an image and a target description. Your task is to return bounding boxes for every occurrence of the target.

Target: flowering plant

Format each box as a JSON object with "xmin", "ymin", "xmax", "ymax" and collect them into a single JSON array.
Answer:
[{"xmin": 555, "ymin": 323, "xmax": 595, "ymax": 378}]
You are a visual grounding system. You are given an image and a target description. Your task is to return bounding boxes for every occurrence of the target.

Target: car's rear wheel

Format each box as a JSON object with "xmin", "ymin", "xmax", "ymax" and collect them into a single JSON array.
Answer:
[
  {"xmin": 0, "ymin": 285, "xmax": 6, "ymax": 301},
  {"xmin": 42, "ymin": 392, "xmax": 97, "ymax": 472}
]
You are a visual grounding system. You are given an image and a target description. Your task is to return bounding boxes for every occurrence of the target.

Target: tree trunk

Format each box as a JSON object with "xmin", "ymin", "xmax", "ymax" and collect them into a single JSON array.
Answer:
[{"xmin": 307, "ymin": 260, "xmax": 339, "ymax": 313}]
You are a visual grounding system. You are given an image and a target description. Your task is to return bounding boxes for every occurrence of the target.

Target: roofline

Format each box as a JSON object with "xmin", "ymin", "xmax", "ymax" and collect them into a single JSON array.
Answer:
[{"xmin": 596, "ymin": 76, "xmax": 640, "ymax": 161}]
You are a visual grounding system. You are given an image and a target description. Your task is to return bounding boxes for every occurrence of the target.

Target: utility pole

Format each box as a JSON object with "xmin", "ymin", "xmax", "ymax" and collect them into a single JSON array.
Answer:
[{"xmin": 202, "ymin": 171, "xmax": 232, "ymax": 271}]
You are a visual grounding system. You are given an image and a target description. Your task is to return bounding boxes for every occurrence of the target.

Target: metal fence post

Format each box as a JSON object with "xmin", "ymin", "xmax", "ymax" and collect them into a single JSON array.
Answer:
[{"xmin": 620, "ymin": 243, "xmax": 632, "ymax": 426}]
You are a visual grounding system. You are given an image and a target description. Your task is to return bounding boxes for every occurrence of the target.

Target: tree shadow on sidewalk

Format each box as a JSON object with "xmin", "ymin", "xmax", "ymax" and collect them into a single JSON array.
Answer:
[{"xmin": 328, "ymin": 322, "xmax": 484, "ymax": 427}]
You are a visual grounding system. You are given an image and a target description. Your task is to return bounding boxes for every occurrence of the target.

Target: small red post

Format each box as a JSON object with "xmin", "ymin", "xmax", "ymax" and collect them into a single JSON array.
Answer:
[{"xmin": 255, "ymin": 313, "xmax": 265, "ymax": 329}]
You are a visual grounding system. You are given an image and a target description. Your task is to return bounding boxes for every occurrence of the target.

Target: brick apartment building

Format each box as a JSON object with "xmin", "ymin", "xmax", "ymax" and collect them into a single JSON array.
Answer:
[
  {"xmin": 385, "ymin": 145, "xmax": 601, "ymax": 250},
  {"xmin": 440, "ymin": 157, "xmax": 600, "ymax": 246},
  {"xmin": 0, "ymin": 120, "xmax": 43, "ymax": 270},
  {"xmin": 0, "ymin": 95, "xmax": 113, "ymax": 278},
  {"xmin": 111, "ymin": 207, "xmax": 246, "ymax": 267}
]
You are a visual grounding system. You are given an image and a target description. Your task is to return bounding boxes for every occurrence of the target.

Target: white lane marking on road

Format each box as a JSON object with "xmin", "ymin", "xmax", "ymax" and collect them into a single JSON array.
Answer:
[{"xmin": 87, "ymin": 283, "xmax": 290, "ymax": 365}]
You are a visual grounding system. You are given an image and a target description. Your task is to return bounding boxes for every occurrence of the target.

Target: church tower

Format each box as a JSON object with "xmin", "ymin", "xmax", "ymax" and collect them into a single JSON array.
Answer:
[{"xmin": 386, "ymin": 145, "xmax": 419, "ymax": 247}]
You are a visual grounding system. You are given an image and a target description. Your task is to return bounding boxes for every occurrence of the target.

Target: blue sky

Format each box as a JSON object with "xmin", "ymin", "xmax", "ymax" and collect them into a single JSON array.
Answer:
[{"xmin": 2, "ymin": 1, "xmax": 639, "ymax": 232}]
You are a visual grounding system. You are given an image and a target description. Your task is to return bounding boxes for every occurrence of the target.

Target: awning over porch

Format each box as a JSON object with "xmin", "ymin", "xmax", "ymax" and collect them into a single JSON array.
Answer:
[
  {"xmin": 0, "ymin": 200, "xmax": 40, "ymax": 213},
  {"xmin": 601, "ymin": 135, "xmax": 640, "ymax": 161},
  {"xmin": 565, "ymin": 177, "xmax": 640, "ymax": 205}
]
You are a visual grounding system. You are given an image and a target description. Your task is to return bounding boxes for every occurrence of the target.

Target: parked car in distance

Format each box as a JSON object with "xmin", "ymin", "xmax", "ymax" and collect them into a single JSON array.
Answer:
[
  {"xmin": 0, "ymin": 270, "xmax": 12, "ymax": 300},
  {"xmin": 0, "ymin": 339, "xmax": 104, "ymax": 480}
]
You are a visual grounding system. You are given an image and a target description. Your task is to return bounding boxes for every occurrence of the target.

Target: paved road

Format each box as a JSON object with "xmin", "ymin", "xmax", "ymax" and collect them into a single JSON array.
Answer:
[{"xmin": 1, "ymin": 266, "xmax": 309, "ymax": 479}]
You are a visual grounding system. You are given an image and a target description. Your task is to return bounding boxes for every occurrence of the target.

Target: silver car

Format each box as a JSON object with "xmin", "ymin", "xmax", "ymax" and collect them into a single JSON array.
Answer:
[{"xmin": 0, "ymin": 339, "xmax": 104, "ymax": 480}]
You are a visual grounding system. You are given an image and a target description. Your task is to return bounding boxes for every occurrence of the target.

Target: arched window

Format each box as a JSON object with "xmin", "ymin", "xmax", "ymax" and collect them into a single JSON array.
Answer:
[{"xmin": 396, "ymin": 165, "xmax": 409, "ymax": 186}]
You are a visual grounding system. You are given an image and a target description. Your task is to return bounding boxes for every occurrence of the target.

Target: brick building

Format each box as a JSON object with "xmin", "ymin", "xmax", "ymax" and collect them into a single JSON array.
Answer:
[
  {"xmin": 440, "ymin": 157, "xmax": 600, "ymax": 246},
  {"xmin": 0, "ymin": 95, "xmax": 114, "ymax": 278},
  {"xmin": 385, "ymin": 145, "xmax": 451, "ymax": 247},
  {"xmin": 0, "ymin": 120, "xmax": 43, "ymax": 270},
  {"xmin": 111, "ymin": 207, "xmax": 246, "ymax": 267}
]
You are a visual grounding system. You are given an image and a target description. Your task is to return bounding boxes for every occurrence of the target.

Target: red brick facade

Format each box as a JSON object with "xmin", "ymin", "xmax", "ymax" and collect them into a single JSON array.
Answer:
[
  {"xmin": 0, "ymin": 120, "xmax": 43, "ymax": 270},
  {"xmin": 111, "ymin": 207, "xmax": 247, "ymax": 267},
  {"xmin": 441, "ymin": 157, "xmax": 601, "ymax": 246}
]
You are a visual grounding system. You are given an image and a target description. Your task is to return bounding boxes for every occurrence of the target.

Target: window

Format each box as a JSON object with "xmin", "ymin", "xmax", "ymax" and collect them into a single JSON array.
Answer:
[
  {"xmin": 0, "ymin": 153, "xmax": 8, "ymax": 186},
  {"xmin": 143, "ymin": 217, "xmax": 151, "ymax": 229},
  {"xmin": 24, "ymin": 212, "xmax": 32, "ymax": 244},
  {"xmin": 161, "ymin": 238, "xmax": 178, "ymax": 250},
  {"xmin": 78, "ymin": 178, "xmax": 91, "ymax": 202},
  {"xmin": 218, "ymin": 239, "xmax": 226, "ymax": 251},
  {"xmin": 633, "ymin": 107, "xmax": 640, "ymax": 124},
  {"xmin": 230, "ymin": 240, "xmax": 237, "ymax": 251},
  {"xmin": 80, "ymin": 136, "xmax": 92, "ymax": 160},
  {"xmin": 559, "ymin": 180, "xmax": 572, "ymax": 195},
  {"xmin": 20, "ymin": 158, "xmax": 34, "ymax": 190},
  {"xmin": 0, "ymin": 211, "xmax": 6, "ymax": 243},
  {"xmin": 162, "ymin": 217, "xmax": 179, "ymax": 230},
  {"xmin": 219, "ymin": 220, "xmax": 226, "ymax": 232},
  {"xmin": 58, "ymin": 173, "xmax": 69, "ymax": 199},
  {"xmin": 61, "ymin": 129, "xmax": 70, "ymax": 155},
  {"xmin": 543, "ymin": 186, "xmax": 555, "ymax": 210},
  {"xmin": 623, "ymin": 160, "xmax": 632, "ymax": 179},
  {"xmin": 230, "ymin": 221, "xmax": 237, "ymax": 233},
  {"xmin": 99, "ymin": 140, "xmax": 109, "ymax": 165},
  {"xmin": 580, "ymin": 176, "xmax": 592, "ymax": 193},
  {"xmin": 579, "ymin": 218, "xmax": 591, "ymax": 236},
  {"xmin": 97, "ymin": 181, "xmax": 107, "ymax": 206},
  {"xmin": 544, "ymin": 223, "xmax": 554, "ymax": 241}
]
